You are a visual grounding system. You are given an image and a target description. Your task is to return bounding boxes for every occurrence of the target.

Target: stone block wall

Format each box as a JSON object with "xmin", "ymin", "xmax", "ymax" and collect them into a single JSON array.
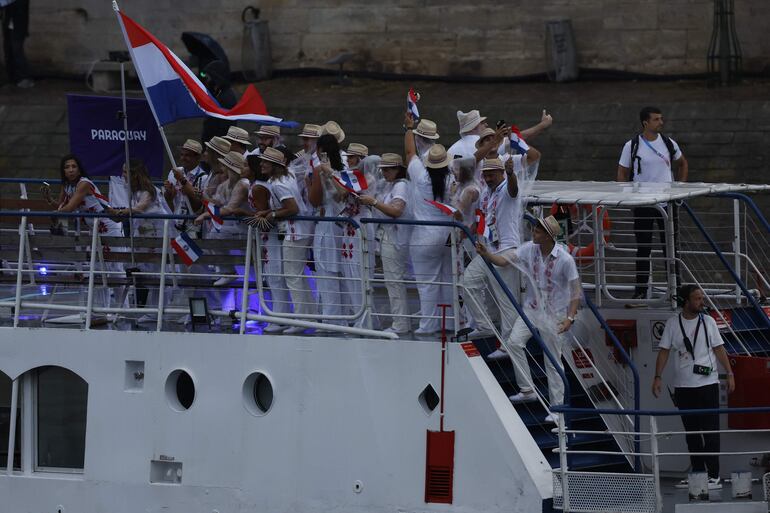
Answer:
[{"xmin": 19, "ymin": 0, "xmax": 770, "ymax": 78}]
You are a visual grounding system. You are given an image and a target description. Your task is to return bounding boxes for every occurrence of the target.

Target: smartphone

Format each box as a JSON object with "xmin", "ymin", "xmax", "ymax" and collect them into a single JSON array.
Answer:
[
  {"xmin": 496, "ymin": 119, "xmax": 506, "ymax": 129},
  {"xmin": 319, "ymin": 151, "xmax": 329, "ymax": 163},
  {"xmin": 42, "ymin": 181, "xmax": 50, "ymax": 187}
]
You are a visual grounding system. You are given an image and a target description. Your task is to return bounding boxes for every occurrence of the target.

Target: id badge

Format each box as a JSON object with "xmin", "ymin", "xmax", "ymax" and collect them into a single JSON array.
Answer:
[{"xmin": 488, "ymin": 223, "xmax": 500, "ymax": 247}]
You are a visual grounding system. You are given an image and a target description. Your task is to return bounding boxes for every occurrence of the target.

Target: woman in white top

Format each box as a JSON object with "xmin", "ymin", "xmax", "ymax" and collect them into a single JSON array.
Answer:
[
  {"xmin": 194, "ymin": 150, "xmax": 252, "ymax": 288},
  {"xmin": 307, "ymin": 134, "xmax": 351, "ymax": 327},
  {"xmin": 246, "ymin": 154, "xmax": 290, "ymax": 333},
  {"xmin": 359, "ymin": 153, "xmax": 412, "ymax": 334},
  {"xmin": 404, "ymin": 115, "xmax": 456, "ymax": 335},
  {"xmin": 253, "ymin": 147, "xmax": 316, "ymax": 329}
]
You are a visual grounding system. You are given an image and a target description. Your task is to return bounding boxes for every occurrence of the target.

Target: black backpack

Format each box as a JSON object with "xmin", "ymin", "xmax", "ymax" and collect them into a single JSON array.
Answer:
[{"xmin": 629, "ymin": 133, "xmax": 677, "ymax": 175}]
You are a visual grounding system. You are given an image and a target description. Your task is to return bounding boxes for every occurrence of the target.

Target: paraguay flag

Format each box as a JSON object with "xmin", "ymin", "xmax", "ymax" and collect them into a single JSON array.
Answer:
[
  {"xmin": 509, "ymin": 125, "xmax": 530, "ymax": 155},
  {"xmin": 425, "ymin": 199, "xmax": 458, "ymax": 217},
  {"xmin": 475, "ymin": 209, "xmax": 492, "ymax": 240},
  {"xmin": 115, "ymin": 7, "xmax": 297, "ymax": 128},
  {"xmin": 170, "ymin": 231, "xmax": 203, "ymax": 266},
  {"xmin": 407, "ymin": 88, "xmax": 420, "ymax": 119},
  {"xmin": 335, "ymin": 169, "xmax": 368, "ymax": 194},
  {"xmin": 204, "ymin": 200, "xmax": 223, "ymax": 232}
]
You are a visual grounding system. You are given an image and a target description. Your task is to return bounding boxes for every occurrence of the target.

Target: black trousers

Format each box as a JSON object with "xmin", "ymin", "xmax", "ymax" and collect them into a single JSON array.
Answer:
[
  {"xmin": 1, "ymin": 0, "xmax": 30, "ymax": 83},
  {"xmin": 633, "ymin": 206, "xmax": 679, "ymax": 295},
  {"xmin": 675, "ymin": 383, "xmax": 720, "ymax": 479}
]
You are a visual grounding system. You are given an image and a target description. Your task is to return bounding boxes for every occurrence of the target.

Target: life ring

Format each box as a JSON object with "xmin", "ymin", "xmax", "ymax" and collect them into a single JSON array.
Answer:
[{"xmin": 550, "ymin": 203, "xmax": 611, "ymax": 264}]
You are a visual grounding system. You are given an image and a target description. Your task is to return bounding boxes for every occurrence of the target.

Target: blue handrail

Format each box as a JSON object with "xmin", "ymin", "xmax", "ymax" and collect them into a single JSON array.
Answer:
[
  {"xmin": 681, "ymin": 201, "xmax": 770, "ymax": 332},
  {"xmin": 716, "ymin": 192, "xmax": 770, "ymax": 236},
  {"xmin": 551, "ymin": 404, "xmax": 770, "ymax": 417},
  {"xmin": 583, "ymin": 293, "xmax": 641, "ymax": 471}
]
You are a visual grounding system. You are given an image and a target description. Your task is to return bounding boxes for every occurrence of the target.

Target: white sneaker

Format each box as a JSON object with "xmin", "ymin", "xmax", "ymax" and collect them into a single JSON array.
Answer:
[
  {"xmin": 284, "ymin": 326, "xmax": 306, "ymax": 334},
  {"xmin": 707, "ymin": 477, "xmax": 722, "ymax": 490},
  {"xmin": 467, "ymin": 328, "xmax": 494, "ymax": 339},
  {"xmin": 414, "ymin": 327, "xmax": 438, "ymax": 335},
  {"xmin": 136, "ymin": 314, "xmax": 156, "ymax": 323},
  {"xmin": 509, "ymin": 391, "xmax": 538, "ymax": 403},
  {"xmin": 674, "ymin": 479, "xmax": 689, "ymax": 489},
  {"xmin": 544, "ymin": 413, "xmax": 559, "ymax": 424},
  {"xmin": 213, "ymin": 277, "xmax": 235, "ymax": 286},
  {"xmin": 487, "ymin": 348, "xmax": 509, "ymax": 360},
  {"xmin": 383, "ymin": 326, "xmax": 409, "ymax": 335},
  {"xmin": 263, "ymin": 323, "xmax": 285, "ymax": 333}
]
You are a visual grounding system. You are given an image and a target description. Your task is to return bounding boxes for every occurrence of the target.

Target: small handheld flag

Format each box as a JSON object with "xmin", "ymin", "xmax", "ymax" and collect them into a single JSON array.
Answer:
[
  {"xmin": 407, "ymin": 88, "xmax": 420, "ymax": 120},
  {"xmin": 335, "ymin": 169, "xmax": 368, "ymax": 194},
  {"xmin": 425, "ymin": 199, "xmax": 458, "ymax": 217},
  {"xmin": 170, "ymin": 231, "xmax": 203, "ymax": 266},
  {"xmin": 475, "ymin": 209, "xmax": 492, "ymax": 240},
  {"xmin": 509, "ymin": 125, "xmax": 530, "ymax": 155},
  {"xmin": 204, "ymin": 200, "xmax": 223, "ymax": 232}
]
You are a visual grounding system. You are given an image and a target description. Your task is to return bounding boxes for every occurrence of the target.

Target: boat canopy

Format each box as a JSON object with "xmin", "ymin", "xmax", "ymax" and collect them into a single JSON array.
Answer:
[{"xmin": 526, "ymin": 181, "xmax": 770, "ymax": 207}]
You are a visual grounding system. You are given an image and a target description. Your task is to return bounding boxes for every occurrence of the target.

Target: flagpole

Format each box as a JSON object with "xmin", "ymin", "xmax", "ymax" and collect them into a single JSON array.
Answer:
[
  {"xmin": 113, "ymin": 0, "xmax": 180, "ymax": 175},
  {"xmin": 119, "ymin": 59, "xmax": 136, "ymax": 266}
]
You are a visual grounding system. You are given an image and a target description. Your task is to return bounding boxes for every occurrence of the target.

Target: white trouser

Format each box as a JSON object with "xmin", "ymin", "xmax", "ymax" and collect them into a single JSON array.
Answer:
[
  {"xmin": 504, "ymin": 310, "xmax": 567, "ymax": 407},
  {"xmin": 410, "ymin": 226, "xmax": 452, "ymax": 333},
  {"xmin": 339, "ymin": 226, "xmax": 369, "ymax": 328},
  {"xmin": 262, "ymin": 231, "xmax": 290, "ymax": 315},
  {"xmin": 283, "ymin": 237, "xmax": 315, "ymax": 316},
  {"xmin": 461, "ymin": 253, "xmax": 520, "ymax": 340},
  {"xmin": 381, "ymin": 231, "xmax": 410, "ymax": 332}
]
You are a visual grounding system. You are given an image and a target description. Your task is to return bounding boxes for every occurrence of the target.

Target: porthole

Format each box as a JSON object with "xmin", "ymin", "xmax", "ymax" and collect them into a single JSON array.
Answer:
[
  {"xmin": 165, "ymin": 369, "xmax": 195, "ymax": 412},
  {"xmin": 419, "ymin": 384, "xmax": 440, "ymax": 415},
  {"xmin": 242, "ymin": 372, "xmax": 274, "ymax": 416}
]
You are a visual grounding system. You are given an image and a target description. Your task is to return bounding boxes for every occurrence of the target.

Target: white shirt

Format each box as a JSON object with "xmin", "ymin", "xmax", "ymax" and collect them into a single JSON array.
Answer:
[
  {"xmin": 619, "ymin": 134, "xmax": 682, "ymax": 183},
  {"xmin": 407, "ymin": 155, "xmax": 454, "ymax": 222},
  {"xmin": 479, "ymin": 171, "xmax": 524, "ymax": 251},
  {"xmin": 382, "ymin": 179, "xmax": 412, "ymax": 247},
  {"xmin": 269, "ymin": 173, "xmax": 313, "ymax": 241},
  {"xmin": 659, "ymin": 313, "xmax": 723, "ymax": 388},
  {"xmin": 167, "ymin": 164, "xmax": 206, "ymax": 216},
  {"xmin": 511, "ymin": 242, "xmax": 580, "ymax": 317},
  {"xmin": 447, "ymin": 134, "xmax": 479, "ymax": 160}
]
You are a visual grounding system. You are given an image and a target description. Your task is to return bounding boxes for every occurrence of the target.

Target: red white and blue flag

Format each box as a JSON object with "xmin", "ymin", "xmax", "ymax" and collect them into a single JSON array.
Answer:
[
  {"xmin": 407, "ymin": 88, "xmax": 420, "ymax": 119},
  {"xmin": 509, "ymin": 125, "xmax": 530, "ymax": 155},
  {"xmin": 475, "ymin": 209, "xmax": 492, "ymax": 240},
  {"xmin": 425, "ymin": 199, "xmax": 458, "ymax": 217},
  {"xmin": 115, "ymin": 7, "xmax": 297, "ymax": 128},
  {"xmin": 335, "ymin": 169, "xmax": 368, "ymax": 194},
  {"xmin": 170, "ymin": 231, "xmax": 203, "ymax": 266},
  {"xmin": 204, "ymin": 200, "xmax": 223, "ymax": 232}
]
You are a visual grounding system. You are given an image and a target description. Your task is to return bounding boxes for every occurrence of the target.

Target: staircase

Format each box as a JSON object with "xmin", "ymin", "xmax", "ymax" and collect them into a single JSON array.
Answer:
[{"xmin": 472, "ymin": 335, "xmax": 631, "ymax": 472}]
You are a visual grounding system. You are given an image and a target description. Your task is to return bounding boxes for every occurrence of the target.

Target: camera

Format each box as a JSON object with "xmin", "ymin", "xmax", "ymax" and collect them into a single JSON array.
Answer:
[{"xmin": 693, "ymin": 364, "xmax": 712, "ymax": 376}]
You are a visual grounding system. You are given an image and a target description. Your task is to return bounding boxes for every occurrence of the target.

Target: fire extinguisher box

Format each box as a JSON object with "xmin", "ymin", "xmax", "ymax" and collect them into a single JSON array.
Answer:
[{"xmin": 727, "ymin": 354, "xmax": 770, "ymax": 429}]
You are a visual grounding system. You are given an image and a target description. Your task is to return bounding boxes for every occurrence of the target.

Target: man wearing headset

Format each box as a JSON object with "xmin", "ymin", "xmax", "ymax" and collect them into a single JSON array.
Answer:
[{"xmin": 652, "ymin": 284, "xmax": 735, "ymax": 489}]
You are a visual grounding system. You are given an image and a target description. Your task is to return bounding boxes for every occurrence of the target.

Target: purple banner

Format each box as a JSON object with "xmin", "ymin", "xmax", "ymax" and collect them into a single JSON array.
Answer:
[{"xmin": 67, "ymin": 94, "xmax": 164, "ymax": 177}]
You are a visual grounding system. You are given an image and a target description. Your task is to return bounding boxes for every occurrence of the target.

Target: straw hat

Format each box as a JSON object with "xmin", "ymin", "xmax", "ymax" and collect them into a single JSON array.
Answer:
[
  {"xmin": 474, "ymin": 127, "xmax": 497, "ymax": 148},
  {"xmin": 457, "ymin": 109, "xmax": 487, "ymax": 134},
  {"xmin": 179, "ymin": 139, "xmax": 202, "ymax": 154},
  {"xmin": 205, "ymin": 136, "xmax": 231, "ymax": 157},
  {"xmin": 222, "ymin": 126, "xmax": 253, "ymax": 146},
  {"xmin": 254, "ymin": 125, "xmax": 280, "ymax": 138},
  {"xmin": 346, "ymin": 143, "xmax": 369, "ymax": 158},
  {"xmin": 219, "ymin": 151, "xmax": 246, "ymax": 174},
  {"xmin": 537, "ymin": 215, "xmax": 563, "ymax": 240},
  {"xmin": 378, "ymin": 153, "xmax": 405, "ymax": 168},
  {"xmin": 259, "ymin": 147, "xmax": 287, "ymax": 168},
  {"xmin": 413, "ymin": 119, "xmax": 440, "ymax": 140},
  {"xmin": 425, "ymin": 144, "xmax": 452, "ymax": 169},
  {"xmin": 299, "ymin": 124, "xmax": 323, "ymax": 138},
  {"xmin": 481, "ymin": 158, "xmax": 504, "ymax": 172},
  {"xmin": 322, "ymin": 121, "xmax": 345, "ymax": 143}
]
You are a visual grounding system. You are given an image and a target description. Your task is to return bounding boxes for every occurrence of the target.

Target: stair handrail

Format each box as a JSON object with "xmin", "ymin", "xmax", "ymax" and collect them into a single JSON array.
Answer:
[
  {"xmin": 716, "ymin": 192, "xmax": 770, "ymax": 236},
  {"xmin": 681, "ymin": 202, "xmax": 770, "ymax": 332},
  {"xmin": 583, "ymin": 293, "xmax": 641, "ymax": 471}
]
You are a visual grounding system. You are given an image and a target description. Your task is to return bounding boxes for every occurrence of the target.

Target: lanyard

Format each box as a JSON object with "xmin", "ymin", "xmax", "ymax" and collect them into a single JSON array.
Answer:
[
  {"xmin": 678, "ymin": 313, "xmax": 705, "ymax": 358},
  {"xmin": 641, "ymin": 137, "xmax": 670, "ymax": 167}
]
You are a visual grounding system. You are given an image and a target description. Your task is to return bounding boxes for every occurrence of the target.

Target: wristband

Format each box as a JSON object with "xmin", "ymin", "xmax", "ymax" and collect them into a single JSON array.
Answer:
[
  {"xmin": 373, "ymin": 199, "xmax": 378, "ymax": 207},
  {"xmin": 654, "ymin": 375, "xmax": 661, "ymax": 379}
]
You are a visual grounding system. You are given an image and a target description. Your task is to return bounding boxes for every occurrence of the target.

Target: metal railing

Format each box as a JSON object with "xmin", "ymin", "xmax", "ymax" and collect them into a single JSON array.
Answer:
[{"xmin": 550, "ymin": 404, "xmax": 770, "ymax": 513}]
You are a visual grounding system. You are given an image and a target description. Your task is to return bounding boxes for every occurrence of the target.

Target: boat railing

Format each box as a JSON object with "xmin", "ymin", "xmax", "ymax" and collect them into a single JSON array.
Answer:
[{"xmin": 549, "ymin": 404, "xmax": 770, "ymax": 513}]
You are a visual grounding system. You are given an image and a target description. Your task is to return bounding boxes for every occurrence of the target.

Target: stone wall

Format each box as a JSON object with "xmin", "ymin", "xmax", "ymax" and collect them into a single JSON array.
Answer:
[{"xmin": 19, "ymin": 0, "xmax": 770, "ymax": 78}]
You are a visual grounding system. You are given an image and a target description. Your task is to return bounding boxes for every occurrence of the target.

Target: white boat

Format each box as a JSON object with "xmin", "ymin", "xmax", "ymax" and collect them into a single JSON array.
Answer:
[{"xmin": 1, "ymin": 179, "xmax": 770, "ymax": 512}]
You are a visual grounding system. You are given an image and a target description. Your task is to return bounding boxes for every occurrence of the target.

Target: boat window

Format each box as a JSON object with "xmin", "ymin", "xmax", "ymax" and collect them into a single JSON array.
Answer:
[
  {"xmin": 242, "ymin": 371, "xmax": 274, "ymax": 416},
  {"xmin": 165, "ymin": 370, "xmax": 195, "ymax": 412},
  {"xmin": 35, "ymin": 366, "xmax": 88, "ymax": 471},
  {"xmin": 0, "ymin": 372, "xmax": 21, "ymax": 470}
]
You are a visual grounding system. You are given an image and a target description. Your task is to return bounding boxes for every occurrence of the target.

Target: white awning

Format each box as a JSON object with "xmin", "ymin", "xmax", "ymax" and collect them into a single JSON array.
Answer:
[{"xmin": 525, "ymin": 181, "xmax": 770, "ymax": 207}]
